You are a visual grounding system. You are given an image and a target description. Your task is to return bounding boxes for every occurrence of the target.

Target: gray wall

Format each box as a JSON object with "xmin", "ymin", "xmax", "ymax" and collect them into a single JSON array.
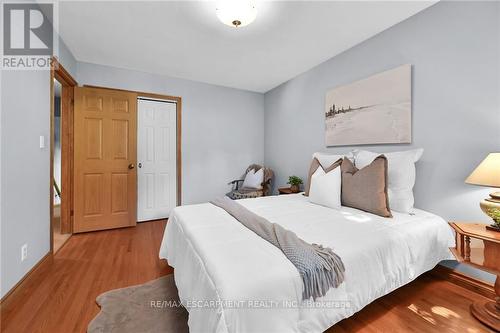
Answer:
[
  {"xmin": 76, "ymin": 62, "xmax": 265, "ymax": 205},
  {"xmin": 0, "ymin": 36, "xmax": 77, "ymax": 298},
  {"xmin": 1, "ymin": 70, "xmax": 52, "ymax": 298},
  {"xmin": 0, "ymin": 22, "xmax": 78, "ymax": 297},
  {"xmin": 0, "ymin": 14, "xmax": 77, "ymax": 297},
  {"xmin": 58, "ymin": 37, "xmax": 78, "ymax": 78},
  {"xmin": 264, "ymin": 1, "xmax": 499, "ymax": 282}
]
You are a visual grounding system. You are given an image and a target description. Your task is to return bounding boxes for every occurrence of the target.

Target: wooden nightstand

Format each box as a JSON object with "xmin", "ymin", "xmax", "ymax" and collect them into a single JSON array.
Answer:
[
  {"xmin": 278, "ymin": 187, "xmax": 298, "ymax": 195},
  {"xmin": 448, "ymin": 222, "xmax": 500, "ymax": 331}
]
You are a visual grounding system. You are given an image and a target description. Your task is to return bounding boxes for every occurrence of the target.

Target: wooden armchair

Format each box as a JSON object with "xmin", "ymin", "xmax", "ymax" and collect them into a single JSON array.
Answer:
[{"xmin": 226, "ymin": 164, "xmax": 274, "ymax": 200}]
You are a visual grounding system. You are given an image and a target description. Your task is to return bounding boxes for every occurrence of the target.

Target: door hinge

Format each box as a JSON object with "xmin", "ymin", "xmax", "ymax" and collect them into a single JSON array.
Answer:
[{"xmin": 70, "ymin": 209, "xmax": 74, "ymax": 216}]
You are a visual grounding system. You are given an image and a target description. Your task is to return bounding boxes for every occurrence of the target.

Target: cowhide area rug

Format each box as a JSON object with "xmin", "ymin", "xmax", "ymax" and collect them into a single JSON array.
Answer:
[{"xmin": 87, "ymin": 275, "xmax": 189, "ymax": 333}]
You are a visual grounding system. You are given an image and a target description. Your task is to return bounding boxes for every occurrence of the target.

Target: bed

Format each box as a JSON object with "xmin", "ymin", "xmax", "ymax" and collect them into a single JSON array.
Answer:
[{"xmin": 159, "ymin": 193, "xmax": 455, "ymax": 333}]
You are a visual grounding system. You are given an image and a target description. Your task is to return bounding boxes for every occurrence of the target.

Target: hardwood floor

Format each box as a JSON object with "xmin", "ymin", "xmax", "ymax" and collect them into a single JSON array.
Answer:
[
  {"xmin": 0, "ymin": 220, "xmax": 494, "ymax": 333},
  {"xmin": 1, "ymin": 220, "xmax": 172, "ymax": 333},
  {"xmin": 329, "ymin": 275, "xmax": 494, "ymax": 333}
]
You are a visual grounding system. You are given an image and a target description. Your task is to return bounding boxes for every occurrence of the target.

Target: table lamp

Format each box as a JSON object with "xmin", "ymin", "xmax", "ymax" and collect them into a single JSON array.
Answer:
[{"xmin": 466, "ymin": 153, "xmax": 500, "ymax": 231}]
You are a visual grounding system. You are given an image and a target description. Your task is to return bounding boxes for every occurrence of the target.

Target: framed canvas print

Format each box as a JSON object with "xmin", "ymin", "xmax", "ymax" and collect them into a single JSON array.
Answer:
[{"xmin": 325, "ymin": 64, "xmax": 411, "ymax": 146}]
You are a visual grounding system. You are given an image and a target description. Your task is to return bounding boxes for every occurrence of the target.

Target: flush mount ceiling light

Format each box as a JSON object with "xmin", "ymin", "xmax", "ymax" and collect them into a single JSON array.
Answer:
[{"xmin": 216, "ymin": 1, "xmax": 257, "ymax": 28}]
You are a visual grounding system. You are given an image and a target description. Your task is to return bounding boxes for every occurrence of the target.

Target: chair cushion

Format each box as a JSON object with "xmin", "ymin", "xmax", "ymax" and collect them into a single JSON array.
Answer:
[{"xmin": 227, "ymin": 189, "xmax": 264, "ymax": 200}]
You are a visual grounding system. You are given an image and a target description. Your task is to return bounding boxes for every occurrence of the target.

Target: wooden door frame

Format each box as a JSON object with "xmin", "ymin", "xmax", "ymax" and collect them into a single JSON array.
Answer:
[
  {"xmin": 84, "ymin": 85, "xmax": 182, "ymax": 207},
  {"xmin": 50, "ymin": 57, "xmax": 77, "ymax": 252}
]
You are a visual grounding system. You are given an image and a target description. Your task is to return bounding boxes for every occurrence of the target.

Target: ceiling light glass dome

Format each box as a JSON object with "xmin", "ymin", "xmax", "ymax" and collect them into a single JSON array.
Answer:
[{"xmin": 216, "ymin": 1, "xmax": 257, "ymax": 28}]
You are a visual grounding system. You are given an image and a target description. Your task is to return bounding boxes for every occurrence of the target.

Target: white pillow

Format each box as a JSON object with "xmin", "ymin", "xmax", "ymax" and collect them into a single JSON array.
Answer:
[
  {"xmin": 308, "ymin": 165, "xmax": 341, "ymax": 210},
  {"xmin": 313, "ymin": 151, "xmax": 354, "ymax": 168},
  {"xmin": 242, "ymin": 168, "xmax": 264, "ymax": 189},
  {"xmin": 354, "ymin": 148, "xmax": 424, "ymax": 213}
]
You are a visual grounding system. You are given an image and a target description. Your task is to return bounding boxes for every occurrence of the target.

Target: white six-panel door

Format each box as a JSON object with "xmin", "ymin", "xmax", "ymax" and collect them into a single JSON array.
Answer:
[{"xmin": 137, "ymin": 98, "xmax": 177, "ymax": 222}]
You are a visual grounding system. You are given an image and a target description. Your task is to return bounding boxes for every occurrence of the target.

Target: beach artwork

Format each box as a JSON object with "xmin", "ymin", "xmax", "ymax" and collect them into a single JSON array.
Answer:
[{"xmin": 325, "ymin": 64, "xmax": 411, "ymax": 146}]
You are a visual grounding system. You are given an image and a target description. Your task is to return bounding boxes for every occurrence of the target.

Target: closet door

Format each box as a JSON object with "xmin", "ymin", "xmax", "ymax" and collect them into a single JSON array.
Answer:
[
  {"xmin": 73, "ymin": 87, "xmax": 137, "ymax": 232},
  {"xmin": 137, "ymin": 99, "xmax": 177, "ymax": 221}
]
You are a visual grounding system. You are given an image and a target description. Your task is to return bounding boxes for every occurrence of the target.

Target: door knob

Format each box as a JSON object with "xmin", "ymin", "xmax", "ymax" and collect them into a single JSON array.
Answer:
[
  {"xmin": 128, "ymin": 163, "xmax": 135, "ymax": 170},
  {"xmin": 138, "ymin": 163, "xmax": 142, "ymax": 168}
]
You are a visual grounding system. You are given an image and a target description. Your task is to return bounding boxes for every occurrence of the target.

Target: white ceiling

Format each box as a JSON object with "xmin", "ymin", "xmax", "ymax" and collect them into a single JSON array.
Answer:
[{"xmin": 58, "ymin": 1, "xmax": 436, "ymax": 93}]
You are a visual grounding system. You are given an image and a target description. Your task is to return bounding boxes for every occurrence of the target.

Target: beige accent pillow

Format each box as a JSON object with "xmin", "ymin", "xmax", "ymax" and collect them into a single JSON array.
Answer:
[
  {"xmin": 341, "ymin": 156, "xmax": 392, "ymax": 218},
  {"xmin": 305, "ymin": 157, "xmax": 342, "ymax": 196},
  {"xmin": 353, "ymin": 148, "xmax": 423, "ymax": 213}
]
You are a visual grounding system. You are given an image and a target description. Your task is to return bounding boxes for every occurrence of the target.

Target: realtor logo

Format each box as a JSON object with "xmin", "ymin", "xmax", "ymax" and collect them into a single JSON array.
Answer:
[
  {"xmin": 2, "ymin": 2, "xmax": 57, "ymax": 69},
  {"xmin": 3, "ymin": 3, "xmax": 53, "ymax": 55}
]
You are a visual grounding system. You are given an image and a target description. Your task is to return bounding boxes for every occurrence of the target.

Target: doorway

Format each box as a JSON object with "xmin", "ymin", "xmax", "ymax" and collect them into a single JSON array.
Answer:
[
  {"xmin": 52, "ymin": 78, "xmax": 70, "ymax": 252},
  {"xmin": 50, "ymin": 58, "xmax": 77, "ymax": 253}
]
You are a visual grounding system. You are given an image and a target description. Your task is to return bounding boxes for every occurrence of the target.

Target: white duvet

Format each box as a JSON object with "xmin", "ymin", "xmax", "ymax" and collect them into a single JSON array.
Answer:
[{"xmin": 159, "ymin": 194, "xmax": 454, "ymax": 333}]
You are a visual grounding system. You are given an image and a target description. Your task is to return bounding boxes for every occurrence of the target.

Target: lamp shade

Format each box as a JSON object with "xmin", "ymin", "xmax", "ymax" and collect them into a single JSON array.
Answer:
[{"xmin": 465, "ymin": 153, "xmax": 500, "ymax": 188}]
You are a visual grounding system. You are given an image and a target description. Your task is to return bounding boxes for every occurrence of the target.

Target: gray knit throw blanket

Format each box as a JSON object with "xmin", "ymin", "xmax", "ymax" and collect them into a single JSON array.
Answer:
[{"xmin": 211, "ymin": 197, "xmax": 345, "ymax": 300}]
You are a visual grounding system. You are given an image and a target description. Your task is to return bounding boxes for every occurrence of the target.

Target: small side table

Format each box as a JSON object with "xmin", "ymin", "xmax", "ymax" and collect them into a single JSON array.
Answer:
[
  {"xmin": 278, "ymin": 187, "xmax": 298, "ymax": 195},
  {"xmin": 448, "ymin": 222, "xmax": 500, "ymax": 331}
]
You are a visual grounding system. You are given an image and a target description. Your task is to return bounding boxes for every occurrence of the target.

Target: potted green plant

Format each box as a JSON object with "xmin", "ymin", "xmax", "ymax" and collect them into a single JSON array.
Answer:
[
  {"xmin": 287, "ymin": 176, "xmax": 303, "ymax": 193},
  {"xmin": 487, "ymin": 208, "xmax": 500, "ymax": 231}
]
